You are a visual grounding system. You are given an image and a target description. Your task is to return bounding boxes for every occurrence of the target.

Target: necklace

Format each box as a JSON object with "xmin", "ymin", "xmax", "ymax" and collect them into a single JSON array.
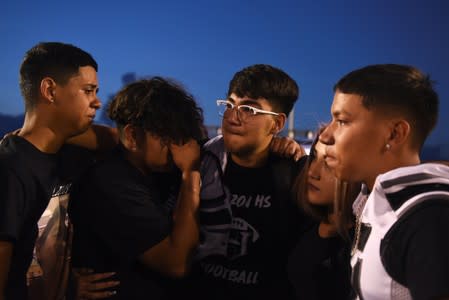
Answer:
[{"xmin": 351, "ymin": 195, "xmax": 368, "ymax": 256}]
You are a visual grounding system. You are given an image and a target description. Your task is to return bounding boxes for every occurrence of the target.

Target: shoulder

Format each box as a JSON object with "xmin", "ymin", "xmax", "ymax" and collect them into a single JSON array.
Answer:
[
  {"xmin": 201, "ymin": 135, "xmax": 226, "ymax": 173},
  {"xmin": 0, "ymin": 136, "xmax": 23, "ymax": 162},
  {"xmin": 0, "ymin": 136, "xmax": 32, "ymax": 181},
  {"xmin": 381, "ymin": 198, "xmax": 449, "ymax": 284},
  {"xmin": 202, "ymin": 135, "xmax": 225, "ymax": 156},
  {"xmin": 384, "ymin": 198, "xmax": 449, "ymax": 242}
]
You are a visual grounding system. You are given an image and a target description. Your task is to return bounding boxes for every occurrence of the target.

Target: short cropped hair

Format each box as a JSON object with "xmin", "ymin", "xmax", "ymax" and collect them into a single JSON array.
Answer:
[
  {"xmin": 19, "ymin": 42, "xmax": 98, "ymax": 111},
  {"xmin": 108, "ymin": 77, "xmax": 206, "ymax": 144},
  {"xmin": 335, "ymin": 64, "xmax": 438, "ymax": 150},
  {"xmin": 227, "ymin": 64, "xmax": 299, "ymax": 115}
]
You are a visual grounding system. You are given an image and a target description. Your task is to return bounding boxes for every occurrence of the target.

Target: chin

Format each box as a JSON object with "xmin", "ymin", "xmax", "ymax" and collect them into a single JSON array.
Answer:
[
  {"xmin": 78, "ymin": 121, "xmax": 93, "ymax": 132},
  {"xmin": 223, "ymin": 135, "xmax": 254, "ymax": 155},
  {"xmin": 308, "ymin": 195, "xmax": 323, "ymax": 206}
]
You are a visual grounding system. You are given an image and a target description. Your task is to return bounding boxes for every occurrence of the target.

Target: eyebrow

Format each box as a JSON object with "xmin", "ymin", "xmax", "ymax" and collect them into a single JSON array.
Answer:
[
  {"xmin": 84, "ymin": 84, "xmax": 99, "ymax": 91},
  {"xmin": 227, "ymin": 97, "xmax": 261, "ymax": 107},
  {"xmin": 332, "ymin": 109, "xmax": 351, "ymax": 118}
]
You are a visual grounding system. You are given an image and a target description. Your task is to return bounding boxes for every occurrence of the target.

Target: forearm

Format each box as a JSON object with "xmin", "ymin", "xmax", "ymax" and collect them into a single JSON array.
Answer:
[
  {"xmin": 67, "ymin": 124, "xmax": 118, "ymax": 151},
  {"xmin": 167, "ymin": 170, "xmax": 201, "ymax": 272}
]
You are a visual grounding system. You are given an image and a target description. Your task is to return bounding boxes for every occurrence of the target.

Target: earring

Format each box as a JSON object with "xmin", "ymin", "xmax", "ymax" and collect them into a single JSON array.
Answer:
[{"xmin": 385, "ymin": 143, "xmax": 391, "ymax": 150}]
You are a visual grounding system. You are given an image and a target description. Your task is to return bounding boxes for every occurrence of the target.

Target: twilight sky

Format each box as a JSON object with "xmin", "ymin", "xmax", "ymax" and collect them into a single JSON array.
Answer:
[{"xmin": 1, "ymin": 0, "xmax": 448, "ymax": 146}]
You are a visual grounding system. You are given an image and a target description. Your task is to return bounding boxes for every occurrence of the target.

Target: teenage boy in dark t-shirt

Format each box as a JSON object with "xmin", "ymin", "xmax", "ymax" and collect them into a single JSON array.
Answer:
[
  {"xmin": 187, "ymin": 64, "xmax": 313, "ymax": 300},
  {"xmin": 0, "ymin": 42, "xmax": 101, "ymax": 300},
  {"xmin": 68, "ymin": 77, "xmax": 205, "ymax": 299}
]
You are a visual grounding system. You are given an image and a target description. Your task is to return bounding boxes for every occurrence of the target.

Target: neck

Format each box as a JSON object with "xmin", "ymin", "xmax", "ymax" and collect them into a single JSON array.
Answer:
[
  {"xmin": 18, "ymin": 112, "xmax": 66, "ymax": 153},
  {"xmin": 230, "ymin": 146, "xmax": 270, "ymax": 168},
  {"xmin": 318, "ymin": 220, "xmax": 338, "ymax": 238},
  {"xmin": 366, "ymin": 151, "xmax": 421, "ymax": 190}
]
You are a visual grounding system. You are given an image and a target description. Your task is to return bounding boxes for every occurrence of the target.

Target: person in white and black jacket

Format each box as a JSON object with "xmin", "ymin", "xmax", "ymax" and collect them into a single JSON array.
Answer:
[{"xmin": 319, "ymin": 64, "xmax": 449, "ymax": 300}]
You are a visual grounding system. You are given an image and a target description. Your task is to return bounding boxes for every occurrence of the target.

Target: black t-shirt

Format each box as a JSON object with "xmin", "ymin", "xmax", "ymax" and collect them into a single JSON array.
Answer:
[
  {"xmin": 0, "ymin": 136, "xmax": 58, "ymax": 299},
  {"xmin": 381, "ymin": 200, "xmax": 449, "ymax": 300},
  {"xmin": 0, "ymin": 136, "xmax": 93, "ymax": 300},
  {"xmin": 288, "ymin": 223, "xmax": 353, "ymax": 300},
  {"xmin": 68, "ymin": 146, "xmax": 180, "ymax": 300},
  {"xmin": 190, "ymin": 154, "xmax": 306, "ymax": 300}
]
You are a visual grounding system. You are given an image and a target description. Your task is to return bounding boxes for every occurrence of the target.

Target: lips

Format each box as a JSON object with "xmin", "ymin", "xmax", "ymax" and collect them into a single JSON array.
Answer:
[
  {"xmin": 308, "ymin": 182, "xmax": 320, "ymax": 192},
  {"xmin": 222, "ymin": 126, "xmax": 244, "ymax": 136},
  {"xmin": 324, "ymin": 148, "xmax": 337, "ymax": 167}
]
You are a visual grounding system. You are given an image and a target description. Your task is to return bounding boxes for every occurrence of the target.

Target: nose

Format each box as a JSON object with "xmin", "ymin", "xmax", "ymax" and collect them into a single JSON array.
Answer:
[
  {"xmin": 308, "ymin": 161, "xmax": 321, "ymax": 180},
  {"xmin": 92, "ymin": 96, "xmax": 101, "ymax": 110},
  {"xmin": 319, "ymin": 124, "xmax": 334, "ymax": 145},
  {"xmin": 225, "ymin": 107, "xmax": 241, "ymax": 124}
]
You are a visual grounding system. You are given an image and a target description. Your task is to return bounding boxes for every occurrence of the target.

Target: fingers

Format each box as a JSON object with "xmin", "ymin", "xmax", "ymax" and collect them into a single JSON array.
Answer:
[
  {"xmin": 294, "ymin": 144, "xmax": 306, "ymax": 162},
  {"xmin": 75, "ymin": 269, "xmax": 120, "ymax": 300},
  {"xmin": 82, "ymin": 272, "xmax": 117, "ymax": 283},
  {"xmin": 270, "ymin": 137, "xmax": 305, "ymax": 161},
  {"xmin": 169, "ymin": 139, "xmax": 200, "ymax": 171},
  {"xmin": 83, "ymin": 279, "xmax": 120, "ymax": 291}
]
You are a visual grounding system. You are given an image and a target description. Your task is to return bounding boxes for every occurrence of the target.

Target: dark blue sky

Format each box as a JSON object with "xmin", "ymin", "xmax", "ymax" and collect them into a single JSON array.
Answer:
[{"xmin": 2, "ymin": 0, "xmax": 448, "ymax": 146}]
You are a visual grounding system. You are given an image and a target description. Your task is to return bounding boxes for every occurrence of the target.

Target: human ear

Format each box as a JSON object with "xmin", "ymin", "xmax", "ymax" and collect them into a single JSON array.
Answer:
[
  {"xmin": 271, "ymin": 113, "xmax": 287, "ymax": 135},
  {"xmin": 123, "ymin": 124, "xmax": 139, "ymax": 151},
  {"xmin": 388, "ymin": 120, "xmax": 411, "ymax": 147},
  {"xmin": 40, "ymin": 77, "xmax": 57, "ymax": 103}
]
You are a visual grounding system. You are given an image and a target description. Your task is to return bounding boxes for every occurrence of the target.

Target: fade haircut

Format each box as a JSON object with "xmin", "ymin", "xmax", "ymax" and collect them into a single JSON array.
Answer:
[
  {"xmin": 108, "ymin": 77, "xmax": 206, "ymax": 144},
  {"xmin": 335, "ymin": 64, "xmax": 439, "ymax": 150},
  {"xmin": 227, "ymin": 64, "xmax": 299, "ymax": 115},
  {"xmin": 19, "ymin": 42, "xmax": 98, "ymax": 111}
]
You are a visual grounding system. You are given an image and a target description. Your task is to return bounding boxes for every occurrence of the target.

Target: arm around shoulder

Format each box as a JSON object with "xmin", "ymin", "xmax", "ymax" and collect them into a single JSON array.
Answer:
[{"xmin": 67, "ymin": 124, "xmax": 118, "ymax": 151}]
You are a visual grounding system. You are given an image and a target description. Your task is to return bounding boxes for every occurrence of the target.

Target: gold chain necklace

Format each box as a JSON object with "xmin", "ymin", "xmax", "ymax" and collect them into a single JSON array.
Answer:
[{"xmin": 351, "ymin": 195, "xmax": 368, "ymax": 256}]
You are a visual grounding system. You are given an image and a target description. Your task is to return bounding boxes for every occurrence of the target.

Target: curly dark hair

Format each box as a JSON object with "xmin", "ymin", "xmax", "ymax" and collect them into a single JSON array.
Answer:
[
  {"xmin": 227, "ymin": 64, "xmax": 299, "ymax": 114},
  {"xmin": 20, "ymin": 42, "xmax": 98, "ymax": 111},
  {"xmin": 108, "ymin": 77, "xmax": 206, "ymax": 144}
]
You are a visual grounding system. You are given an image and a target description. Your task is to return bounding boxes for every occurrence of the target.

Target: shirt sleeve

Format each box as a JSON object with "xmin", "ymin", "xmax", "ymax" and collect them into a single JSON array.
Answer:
[
  {"xmin": 0, "ymin": 166, "xmax": 25, "ymax": 242},
  {"xmin": 382, "ymin": 200, "xmax": 449, "ymax": 300},
  {"xmin": 74, "ymin": 171, "xmax": 172, "ymax": 263}
]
